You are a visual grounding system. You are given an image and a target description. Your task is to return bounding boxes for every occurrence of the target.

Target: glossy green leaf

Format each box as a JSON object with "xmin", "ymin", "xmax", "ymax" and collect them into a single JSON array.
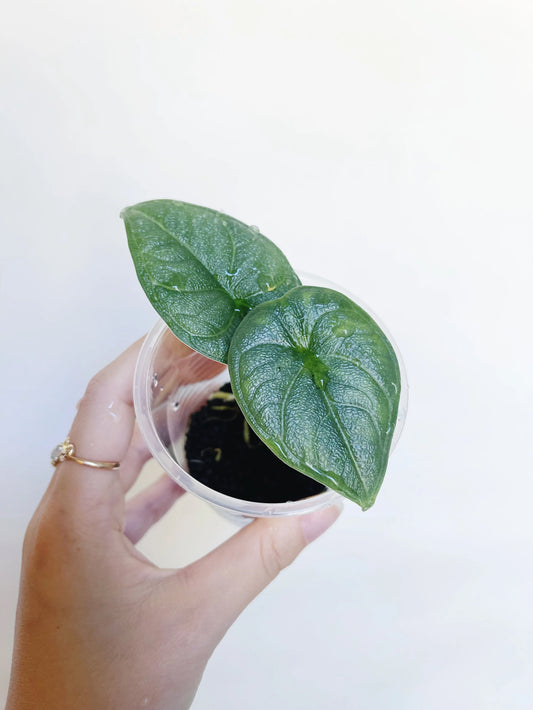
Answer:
[
  {"xmin": 122, "ymin": 200, "xmax": 301, "ymax": 363},
  {"xmin": 228, "ymin": 286, "xmax": 401, "ymax": 509}
]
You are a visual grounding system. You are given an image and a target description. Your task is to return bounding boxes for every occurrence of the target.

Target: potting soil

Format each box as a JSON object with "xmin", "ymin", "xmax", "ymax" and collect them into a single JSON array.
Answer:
[{"xmin": 185, "ymin": 383, "xmax": 325, "ymax": 503}]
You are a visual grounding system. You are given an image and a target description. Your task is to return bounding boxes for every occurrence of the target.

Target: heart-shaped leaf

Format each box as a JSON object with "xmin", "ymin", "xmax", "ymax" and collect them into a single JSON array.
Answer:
[
  {"xmin": 228, "ymin": 286, "xmax": 401, "ymax": 509},
  {"xmin": 122, "ymin": 200, "xmax": 301, "ymax": 363}
]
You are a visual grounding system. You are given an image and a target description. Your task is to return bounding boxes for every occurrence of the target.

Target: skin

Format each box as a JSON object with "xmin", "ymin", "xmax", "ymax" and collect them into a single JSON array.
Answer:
[{"xmin": 6, "ymin": 339, "xmax": 341, "ymax": 710}]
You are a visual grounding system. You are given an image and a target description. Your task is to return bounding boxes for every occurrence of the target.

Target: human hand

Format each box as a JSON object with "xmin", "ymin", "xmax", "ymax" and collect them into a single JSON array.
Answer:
[{"xmin": 6, "ymin": 339, "xmax": 341, "ymax": 710}]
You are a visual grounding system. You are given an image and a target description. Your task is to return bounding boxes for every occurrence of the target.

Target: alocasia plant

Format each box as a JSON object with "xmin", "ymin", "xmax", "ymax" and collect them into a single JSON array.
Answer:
[{"xmin": 122, "ymin": 200, "xmax": 401, "ymax": 509}]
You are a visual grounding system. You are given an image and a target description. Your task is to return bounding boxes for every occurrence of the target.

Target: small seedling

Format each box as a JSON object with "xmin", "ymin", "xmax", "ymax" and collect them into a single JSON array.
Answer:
[{"xmin": 122, "ymin": 200, "xmax": 401, "ymax": 509}]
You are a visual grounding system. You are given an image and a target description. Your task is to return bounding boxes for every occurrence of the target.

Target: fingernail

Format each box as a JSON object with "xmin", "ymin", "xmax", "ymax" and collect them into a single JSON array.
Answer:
[{"xmin": 300, "ymin": 501, "xmax": 343, "ymax": 544}]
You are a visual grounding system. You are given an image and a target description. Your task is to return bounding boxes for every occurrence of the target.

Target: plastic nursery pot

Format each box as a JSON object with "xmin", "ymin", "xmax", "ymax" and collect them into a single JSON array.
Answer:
[{"xmin": 133, "ymin": 273, "xmax": 408, "ymax": 519}]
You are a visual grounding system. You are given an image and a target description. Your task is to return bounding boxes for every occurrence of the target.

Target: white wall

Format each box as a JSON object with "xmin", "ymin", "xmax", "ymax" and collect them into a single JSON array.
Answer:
[{"xmin": 1, "ymin": 1, "xmax": 532, "ymax": 708}]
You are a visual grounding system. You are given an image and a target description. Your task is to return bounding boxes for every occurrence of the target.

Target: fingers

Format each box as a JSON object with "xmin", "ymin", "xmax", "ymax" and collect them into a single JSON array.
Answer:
[
  {"xmin": 124, "ymin": 475, "xmax": 185, "ymax": 544},
  {"xmin": 180, "ymin": 504, "xmax": 342, "ymax": 644},
  {"xmin": 118, "ymin": 424, "xmax": 153, "ymax": 493},
  {"xmin": 50, "ymin": 338, "xmax": 145, "ymax": 526},
  {"xmin": 69, "ymin": 338, "xmax": 144, "ymax": 460}
]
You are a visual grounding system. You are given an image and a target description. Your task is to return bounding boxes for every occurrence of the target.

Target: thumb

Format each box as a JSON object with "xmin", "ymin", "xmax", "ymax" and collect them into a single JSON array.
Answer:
[{"xmin": 183, "ymin": 504, "xmax": 342, "ymax": 644}]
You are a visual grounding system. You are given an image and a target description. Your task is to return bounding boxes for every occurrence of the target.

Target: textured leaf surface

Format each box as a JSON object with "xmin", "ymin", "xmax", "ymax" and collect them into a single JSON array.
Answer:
[
  {"xmin": 228, "ymin": 286, "xmax": 401, "ymax": 509},
  {"xmin": 122, "ymin": 200, "xmax": 301, "ymax": 362}
]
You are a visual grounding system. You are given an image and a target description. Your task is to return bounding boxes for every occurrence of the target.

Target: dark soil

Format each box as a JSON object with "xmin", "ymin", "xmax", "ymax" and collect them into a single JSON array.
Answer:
[{"xmin": 184, "ymin": 383, "xmax": 325, "ymax": 503}]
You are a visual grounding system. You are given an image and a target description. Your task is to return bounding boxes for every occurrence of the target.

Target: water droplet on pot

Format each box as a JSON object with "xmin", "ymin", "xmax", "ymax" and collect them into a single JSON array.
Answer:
[
  {"xmin": 249, "ymin": 225, "xmax": 260, "ymax": 233},
  {"xmin": 151, "ymin": 373, "xmax": 159, "ymax": 388}
]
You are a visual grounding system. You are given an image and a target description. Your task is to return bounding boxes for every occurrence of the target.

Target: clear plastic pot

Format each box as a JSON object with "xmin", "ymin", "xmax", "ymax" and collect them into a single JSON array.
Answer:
[{"xmin": 133, "ymin": 273, "xmax": 408, "ymax": 519}]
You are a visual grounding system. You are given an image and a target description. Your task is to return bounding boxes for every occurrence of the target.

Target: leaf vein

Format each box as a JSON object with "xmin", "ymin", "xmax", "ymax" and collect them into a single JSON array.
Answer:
[
  {"xmin": 280, "ymin": 365, "xmax": 306, "ymax": 441},
  {"xmin": 151, "ymin": 282, "xmax": 228, "ymax": 297},
  {"xmin": 320, "ymin": 389, "xmax": 368, "ymax": 496},
  {"xmin": 329, "ymin": 353, "xmax": 393, "ymax": 412},
  {"xmin": 129, "ymin": 208, "xmax": 228, "ymax": 295},
  {"xmin": 327, "ymin": 400, "xmax": 382, "ymax": 441}
]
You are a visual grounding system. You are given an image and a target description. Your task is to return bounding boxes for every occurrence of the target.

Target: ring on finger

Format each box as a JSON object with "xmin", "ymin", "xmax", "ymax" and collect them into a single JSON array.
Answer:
[{"xmin": 51, "ymin": 437, "xmax": 120, "ymax": 470}]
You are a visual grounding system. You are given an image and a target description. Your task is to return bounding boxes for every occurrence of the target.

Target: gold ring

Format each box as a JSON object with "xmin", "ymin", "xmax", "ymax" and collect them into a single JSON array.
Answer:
[{"xmin": 51, "ymin": 437, "xmax": 120, "ymax": 470}]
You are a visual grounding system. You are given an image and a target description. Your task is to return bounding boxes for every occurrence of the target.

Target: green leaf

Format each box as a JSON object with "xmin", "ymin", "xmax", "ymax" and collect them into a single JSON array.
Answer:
[
  {"xmin": 228, "ymin": 286, "xmax": 401, "ymax": 509},
  {"xmin": 122, "ymin": 200, "xmax": 301, "ymax": 363}
]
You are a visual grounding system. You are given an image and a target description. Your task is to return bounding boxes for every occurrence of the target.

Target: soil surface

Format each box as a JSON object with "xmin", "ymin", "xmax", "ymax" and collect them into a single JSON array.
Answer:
[{"xmin": 185, "ymin": 383, "xmax": 325, "ymax": 503}]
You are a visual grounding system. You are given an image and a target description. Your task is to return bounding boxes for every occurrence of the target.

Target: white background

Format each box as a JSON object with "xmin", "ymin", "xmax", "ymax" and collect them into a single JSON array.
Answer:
[{"xmin": 1, "ymin": 1, "xmax": 532, "ymax": 708}]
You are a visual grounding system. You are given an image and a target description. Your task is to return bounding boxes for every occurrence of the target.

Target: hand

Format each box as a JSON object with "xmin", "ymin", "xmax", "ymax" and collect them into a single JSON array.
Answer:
[{"xmin": 6, "ymin": 339, "xmax": 341, "ymax": 710}]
